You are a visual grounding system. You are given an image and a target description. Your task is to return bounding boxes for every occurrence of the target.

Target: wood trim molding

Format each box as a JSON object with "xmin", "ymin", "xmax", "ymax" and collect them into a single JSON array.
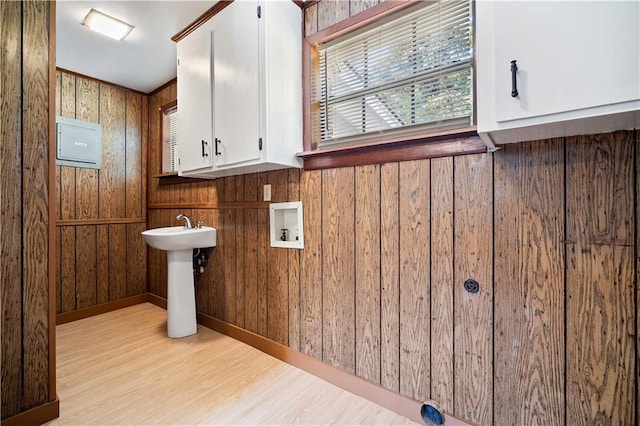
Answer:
[
  {"xmin": 48, "ymin": 0, "xmax": 58, "ymax": 403},
  {"xmin": 171, "ymin": 1, "xmax": 234, "ymax": 43},
  {"xmin": 147, "ymin": 293, "xmax": 167, "ymax": 309},
  {"xmin": 146, "ymin": 294, "xmax": 474, "ymax": 426},
  {"xmin": 148, "ymin": 201, "xmax": 270, "ymax": 210},
  {"xmin": 56, "ymin": 67, "xmax": 147, "ymax": 97},
  {"xmin": 1, "ymin": 398, "xmax": 60, "ymax": 426},
  {"xmin": 56, "ymin": 217, "xmax": 146, "ymax": 226},
  {"xmin": 56, "ymin": 294, "xmax": 149, "ymax": 325},
  {"xmin": 149, "ymin": 78, "xmax": 177, "ymax": 97},
  {"xmin": 305, "ymin": 0, "xmax": 419, "ymax": 44},
  {"xmin": 299, "ymin": 0, "xmax": 321, "ymax": 9},
  {"xmin": 300, "ymin": 133, "xmax": 486, "ymax": 171}
]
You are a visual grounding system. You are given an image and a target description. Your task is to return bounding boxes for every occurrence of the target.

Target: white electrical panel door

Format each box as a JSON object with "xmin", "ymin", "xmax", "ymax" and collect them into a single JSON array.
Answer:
[
  {"xmin": 492, "ymin": 1, "xmax": 640, "ymax": 123},
  {"xmin": 177, "ymin": 26, "xmax": 214, "ymax": 173},
  {"xmin": 212, "ymin": 1, "xmax": 261, "ymax": 168}
]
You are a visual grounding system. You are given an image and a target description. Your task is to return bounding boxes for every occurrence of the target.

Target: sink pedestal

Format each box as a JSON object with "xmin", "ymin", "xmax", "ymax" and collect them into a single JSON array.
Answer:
[{"xmin": 166, "ymin": 249, "xmax": 197, "ymax": 338}]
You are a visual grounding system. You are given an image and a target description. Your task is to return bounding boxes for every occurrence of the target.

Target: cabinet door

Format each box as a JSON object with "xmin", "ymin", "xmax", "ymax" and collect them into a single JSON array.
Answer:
[
  {"xmin": 177, "ymin": 27, "xmax": 214, "ymax": 172},
  {"xmin": 212, "ymin": 1, "xmax": 261, "ymax": 167},
  {"xmin": 493, "ymin": 1, "xmax": 639, "ymax": 123}
]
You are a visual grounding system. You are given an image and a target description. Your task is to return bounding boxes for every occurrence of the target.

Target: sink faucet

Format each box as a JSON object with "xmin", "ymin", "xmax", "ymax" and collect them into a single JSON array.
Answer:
[{"xmin": 176, "ymin": 213, "xmax": 193, "ymax": 229}]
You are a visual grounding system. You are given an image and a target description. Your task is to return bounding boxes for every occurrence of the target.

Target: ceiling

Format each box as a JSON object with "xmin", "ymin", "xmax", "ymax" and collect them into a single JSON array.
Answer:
[{"xmin": 56, "ymin": 1, "xmax": 216, "ymax": 93}]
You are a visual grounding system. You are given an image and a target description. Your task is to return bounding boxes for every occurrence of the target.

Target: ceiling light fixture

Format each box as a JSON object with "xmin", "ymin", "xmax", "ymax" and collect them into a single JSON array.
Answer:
[{"xmin": 81, "ymin": 9, "xmax": 134, "ymax": 41}]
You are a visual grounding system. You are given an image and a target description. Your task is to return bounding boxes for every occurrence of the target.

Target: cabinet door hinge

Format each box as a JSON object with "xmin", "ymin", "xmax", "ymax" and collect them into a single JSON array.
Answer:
[
  {"xmin": 257, "ymin": 5, "xmax": 261, "ymax": 18},
  {"xmin": 259, "ymin": 137, "xmax": 263, "ymax": 151},
  {"xmin": 177, "ymin": 59, "xmax": 180, "ymax": 66}
]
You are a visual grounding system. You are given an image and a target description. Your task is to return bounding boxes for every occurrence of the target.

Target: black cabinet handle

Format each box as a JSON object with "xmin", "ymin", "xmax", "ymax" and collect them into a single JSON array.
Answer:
[
  {"xmin": 215, "ymin": 138, "xmax": 221, "ymax": 156},
  {"xmin": 511, "ymin": 60, "xmax": 518, "ymax": 98},
  {"xmin": 201, "ymin": 140, "xmax": 208, "ymax": 157}
]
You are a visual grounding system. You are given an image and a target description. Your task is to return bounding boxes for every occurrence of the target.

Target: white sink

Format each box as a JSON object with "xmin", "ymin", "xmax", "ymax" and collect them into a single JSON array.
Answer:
[
  {"xmin": 141, "ymin": 226, "xmax": 216, "ymax": 251},
  {"xmin": 141, "ymin": 226, "xmax": 217, "ymax": 338}
]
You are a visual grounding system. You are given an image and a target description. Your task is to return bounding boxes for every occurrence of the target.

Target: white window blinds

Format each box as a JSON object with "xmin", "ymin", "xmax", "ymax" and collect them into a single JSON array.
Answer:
[
  {"xmin": 162, "ymin": 107, "xmax": 179, "ymax": 173},
  {"xmin": 315, "ymin": 1, "xmax": 473, "ymax": 147}
]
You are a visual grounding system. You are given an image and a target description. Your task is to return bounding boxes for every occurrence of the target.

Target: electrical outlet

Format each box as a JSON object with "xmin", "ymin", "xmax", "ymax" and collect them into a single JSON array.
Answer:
[{"xmin": 263, "ymin": 184, "xmax": 271, "ymax": 202}]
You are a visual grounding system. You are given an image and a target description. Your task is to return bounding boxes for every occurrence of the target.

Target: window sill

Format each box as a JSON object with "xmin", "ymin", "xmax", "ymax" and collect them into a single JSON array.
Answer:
[{"xmin": 298, "ymin": 127, "xmax": 485, "ymax": 170}]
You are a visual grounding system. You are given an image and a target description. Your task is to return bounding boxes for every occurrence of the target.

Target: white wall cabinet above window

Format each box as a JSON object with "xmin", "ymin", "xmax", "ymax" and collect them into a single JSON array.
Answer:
[
  {"xmin": 176, "ymin": 0, "xmax": 302, "ymax": 179},
  {"xmin": 476, "ymin": 1, "xmax": 640, "ymax": 149}
]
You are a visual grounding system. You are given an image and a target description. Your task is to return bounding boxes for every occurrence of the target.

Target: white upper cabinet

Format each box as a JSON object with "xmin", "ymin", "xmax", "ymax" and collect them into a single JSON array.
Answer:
[
  {"xmin": 176, "ymin": 26, "xmax": 214, "ymax": 172},
  {"xmin": 176, "ymin": 0, "xmax": 302, "ymax": 178},
  {"xmin": 476, "ymin": 1, "xmax": 640, "ymax": 148}
]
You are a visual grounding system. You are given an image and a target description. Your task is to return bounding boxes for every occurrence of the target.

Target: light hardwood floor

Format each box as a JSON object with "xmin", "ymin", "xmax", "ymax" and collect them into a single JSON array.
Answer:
[{"xmin": 47, "ymin": 303, "xmax": 416, "ymax": 425}]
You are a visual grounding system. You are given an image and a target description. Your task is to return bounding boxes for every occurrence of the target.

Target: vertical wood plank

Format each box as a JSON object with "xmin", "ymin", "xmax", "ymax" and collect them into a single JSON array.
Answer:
[
  {"xmin": 300, "ymin": 169, "xmax": 323, "ymax": 359},
  {"xmin": 99, "ymin": 84, "xmax": 126, "ymax": 219},
  {"xmin": 381, "ymin": 162, "xmax": 400, "ymax": 392},
  {"xmin": 257, "ymin": 173, "xmax": 269, "ymax": 337},
  {"xmin": 59, "ymin": 72, "xmax": 75, "ymax": 221},
  {"xmin": 61, "ymin": 227, "xmax": 76, "ymax": 312},
  {"xmin": 322, "ymin": 167, "xmax": 356, "ymax": 373},
  {"xmin": 125, "ymin": 92, "xmax": 143, "ymax": 218},
  {"xmin": 126, "ymin": 223, "xmax": 147, "ymax": 296},
  {"xmin": 75, "ymin": 225, "xmax": 97, "ymax": 308},
  {"xmin": 244, "ymin": 173, "xmax": 258, "ymax": 202},
  {"xmin": 96, "ymin": 225, "xmax": 110, "ymax": 304},
  {"xmin": 141, "ymin": 96, "xmax": 148, "ymax": 215},
  {"xmin": 75, "ymin": 77, "xmax": 99, "ymax": 220},
  {"xmin": 304, "ymin": 3, "xmax": 318, "ymax": 36},
  {"xmin": 244, "ymin": 208, "xmax": 259, "ymax": 333},
  {"xmin": 566, "ymin": 132, "xmax": 635, "ymax": 425},
  {"xmin": 267, "ymin": 169, "xmax": 289, "ymax": 345},
  {"xmin": 21, "ymin": 0, "xmax": 50, "ymax": 407},
  {"xmin": 55, "ymin": 72, "xmax": 61, "ymax": 221},
  {"xmin": 235, "ymin": 177, "xmax": 245, "ymax": 328},
  {"xmin": 224, "ymin": 177, "xmax": 237, "ymax": 324},
  {"xmin": 318, "ymin": 0, "xmax": 350, "ymax": 31},
  {"xmin": 1, "ymin": 1, "xmax": 24, "ymax": 415},
  {"xmin": 211, "ymin": 208, "xmax": 225, "ymax": 318},
  {"xmin": 355, "ymin": 164, "xmax": 381, "ymax": 383},
  {"xmin": 494, "ymin": 140, "xmax": 565, "ymax": 425},
  {"xmin": 453, "ymin": 153, "xmax": 493, "ymax": 426},
  {"xmin": 349, "ymin": 0, "xmax": 379, "ymax": 16},
  {"xmin": 430, "ymin": 157, "xmax": 454, "ymax": 412},
  {"xmin": 288, "ymin": 168, "xmax": 301, "ymax": 351},
  {"xmin": 398, "ymin": 160, "xmax": 430, "ymax": 401},
  {"xmin": 109, "ymin": 224, "xmax": 127, "ymax": 301},
  {"xmin": 56, "ymin": 228, "xmax": 62, "ymax": 314},
  {"xmin": 637, "ymin": 129, "xmax": 640, "ymax": 426}
]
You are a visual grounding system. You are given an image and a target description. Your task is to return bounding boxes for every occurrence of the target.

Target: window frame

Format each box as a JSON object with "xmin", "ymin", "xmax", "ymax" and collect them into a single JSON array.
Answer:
[
  {"xmin": 160, "ymin": 100, "xmax": 179, "ymax": 175},
  {"xmin": 300, "ymin": 0, "xmax": 483, "ymax": 170}
]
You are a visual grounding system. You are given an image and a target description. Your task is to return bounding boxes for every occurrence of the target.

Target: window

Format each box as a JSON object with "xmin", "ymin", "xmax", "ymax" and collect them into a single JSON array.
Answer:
[
  {"xmin": 308, "ymin": 0, "xmax": 474, "ymax": 151},
  {"xmin": 161, "ymin": 102, "xmax": 178, "ymax": 174}
]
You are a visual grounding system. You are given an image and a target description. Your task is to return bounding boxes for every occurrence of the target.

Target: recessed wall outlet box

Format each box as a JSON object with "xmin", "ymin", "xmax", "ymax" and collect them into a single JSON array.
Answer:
[
  {"xmin": 269, "ymin": 201, "xmax": 303, "ymax": 249},
  {"xmin": 263, "ymin": 184, "xmax": 272, "ymax": 201},
  {"xmin": 55, "ymin": 116, "xmax": 102, "ymax": 169}
]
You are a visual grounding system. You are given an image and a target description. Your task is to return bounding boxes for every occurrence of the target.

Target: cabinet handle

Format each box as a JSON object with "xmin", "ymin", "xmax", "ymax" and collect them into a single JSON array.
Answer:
[
  {"xmin": 510, "ymin": 60, "xmax": 519, "ymax": 98},
  {"xmin": 201, "ymin": 140, "xmax": 208, "ymax": 157},
  {"xmin": 215, "ymin": 138, "xmax": 221, "ymax": 156}
]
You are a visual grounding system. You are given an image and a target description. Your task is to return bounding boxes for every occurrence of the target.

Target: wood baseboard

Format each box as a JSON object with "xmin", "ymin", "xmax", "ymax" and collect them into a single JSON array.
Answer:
[
  {"xmin": 1, "ymin": 398, "xmax": 59, "ymax": 426},
  {"xmin": 147, "ymin": 293, "xmax": 167, "ymax": 309},
  {"xmin": 146, "ymin": 294, "xmax": 473, "ymax": 425},
  {"xmin": 56, "ymin": 294, "xmax": 149, "ymax": 325}
]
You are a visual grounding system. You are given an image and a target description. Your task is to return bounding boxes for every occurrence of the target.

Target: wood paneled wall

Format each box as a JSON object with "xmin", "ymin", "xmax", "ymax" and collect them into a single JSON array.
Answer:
[
  {"xmin": 145, "ymin": 2, "xmax": 639, "ymax": 424},
  {"xmin": 1, "ymin": 0, "xmax": 56, "ymax": 419},
  {"xmin": 55, "ymin": 70, "xmax": 148, "ymax": 314}
]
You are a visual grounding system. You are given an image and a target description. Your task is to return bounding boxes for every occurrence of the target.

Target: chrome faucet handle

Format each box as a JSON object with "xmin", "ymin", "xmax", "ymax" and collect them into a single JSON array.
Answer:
[
  {"xmin": 176, "ymin": 213, "xmax": 193, "ymax": 229},
  {"xmin": 195, "ymin": 219, "xmax": 204, "ymax": 229}
]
